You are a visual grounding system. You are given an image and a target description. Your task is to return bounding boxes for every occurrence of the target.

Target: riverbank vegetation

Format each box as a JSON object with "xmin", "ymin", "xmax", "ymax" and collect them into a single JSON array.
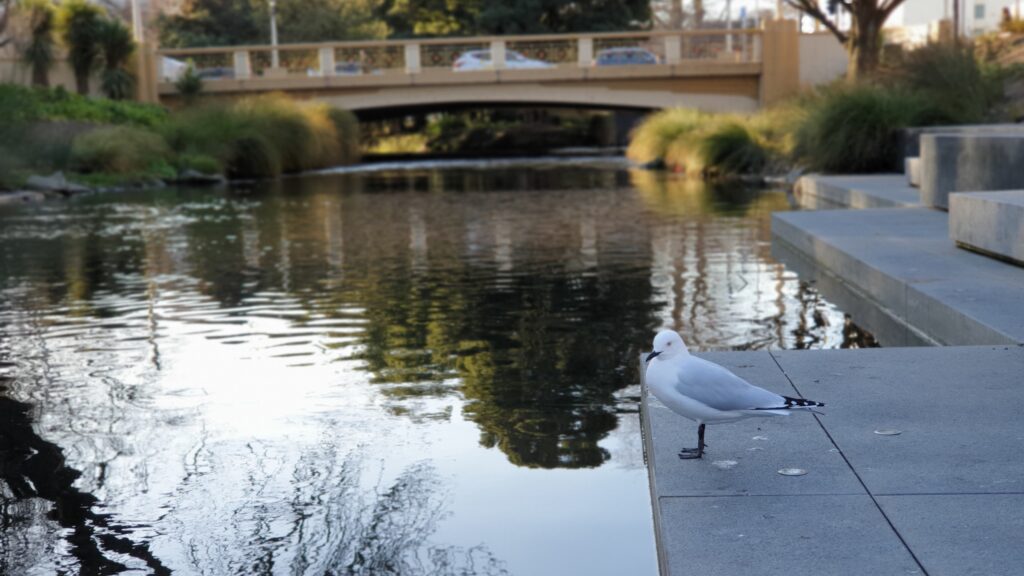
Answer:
[
  {"xmin": 628, "ymin": 40, "xmax": 1018, "ymax": 177},
  {"xmin": 0, "ymin": 85, "xmax": 360, "ymax": 190}
]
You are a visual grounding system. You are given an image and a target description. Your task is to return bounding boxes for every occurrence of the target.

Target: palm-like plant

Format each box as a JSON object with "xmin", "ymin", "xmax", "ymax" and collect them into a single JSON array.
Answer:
[
  {"xmin": 96, "ymin": 17, "xmax": 134, "ymax": 100},
  {"xmin": 19, "ymin": 0, "xmax": 56, "ymax": 87},
  {"xmin": 57, "ymin": 0, "xmax": 102, "ymax": 95}
]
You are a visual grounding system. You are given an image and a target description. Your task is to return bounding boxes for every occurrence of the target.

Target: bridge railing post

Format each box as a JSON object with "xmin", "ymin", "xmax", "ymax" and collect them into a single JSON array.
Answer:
[
  {"xmin": 491, "ymin": 39, "xmax": 506, "ymax": 69},
  {"xmin": 319, "ymin": 47, "xmax": 335, "ymax": 76},
  {"xmin": 664, "ymin": 35, "xmax": 681, "ymax": 64},
  {"xmin": 577, "ymin": 37, "xmax": 593, "ymax": 67},
  {"xmin": 405, "ymin": 43, "xmax": 421, "ymax": 74},
  {"xmin": 233, "ymin": 50, "xmax": 252, "ymax": 80}
]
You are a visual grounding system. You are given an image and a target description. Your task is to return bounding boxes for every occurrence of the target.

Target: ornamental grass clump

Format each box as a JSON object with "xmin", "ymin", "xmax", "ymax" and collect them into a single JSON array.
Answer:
[
  {"xmin": 893, "ymin": 42, "xmax": 1003, "ymax": 124},
  {"xmin": 793, "ymin": 84, "xmax": 948, "ymax": 173},
  {"xmin": 70, "ymin": 125, "xmax": 172, "ymax": 174},
  {"xmin": 689, "ymin": 120, "xmax": 769, "ymax": 177},
  {"xmin": 626, "ymin": 108, "xmax": 708, "ymax": 166}
]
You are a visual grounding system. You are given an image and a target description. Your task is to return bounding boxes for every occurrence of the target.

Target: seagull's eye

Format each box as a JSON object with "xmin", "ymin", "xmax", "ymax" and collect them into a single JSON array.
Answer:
[{"xmin": 667, "ymin": 342, "xmax": 672, "ymax": 346}]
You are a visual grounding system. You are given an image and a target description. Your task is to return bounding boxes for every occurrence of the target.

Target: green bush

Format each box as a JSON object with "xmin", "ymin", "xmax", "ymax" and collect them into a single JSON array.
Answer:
[
  {"xmin": 626, "ymin": 108, "xmax": 707, "ymax": 165},
  {"xmin": 70, "ymin": 125, "xmax": 171, "ymax": 174},
  {"xmin": 691, "ymin": 120, "xmax": 769, "ymax": 177},
  {"xmin": 96, "ymin": 18, "xmax": 136, "ymax": 100},
  {"xmin": 225, "ymin": 134, "xmax": 280, "ymax": 179},
  {"xmin": 793, "ymin": 84, "xmax": 949, "ymax": 173},
  {"xmin": 894, "ymin": 43, "xmax": 1002, "ymax": 124},
  {"xmin": 57, "ymin": 0, "xmax": 104, "ymax": 95},
  {"xmin": 327, "ymin": 107, "xmax": 360, "ymax": 163},
  {"xmin": 175, "ymin": 152, "xmax": 221, "ymax": 174},
  {"xmin": 175, "ymin": 63, "xmax": 203, "ymax": 103}
]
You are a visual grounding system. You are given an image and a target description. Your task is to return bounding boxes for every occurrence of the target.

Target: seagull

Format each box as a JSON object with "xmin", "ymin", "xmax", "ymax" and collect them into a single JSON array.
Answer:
[{"xmin": 645, "ymin": 329, "xmax": 824, "ymax": 459}]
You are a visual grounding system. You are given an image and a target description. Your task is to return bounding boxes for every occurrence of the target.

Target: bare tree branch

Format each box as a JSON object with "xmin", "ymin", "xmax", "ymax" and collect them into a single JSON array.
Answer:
[{"xmin": 784, "ymin": 0, "xmax": 849, "ymax": 42}]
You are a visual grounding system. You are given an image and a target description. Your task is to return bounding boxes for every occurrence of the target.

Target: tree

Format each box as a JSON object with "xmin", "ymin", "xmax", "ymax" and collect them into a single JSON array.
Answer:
[
  {"xmin": 96, "ymin": 17, "xmax": 134, "ymax": 99},
  {"xmin": 18, "ymin": 0, "xmax": 57, "ymax": 87},
  {"xmin": 276, "ymin": 0, "xmax": 388, "ymax": 43},
  {"xmin": 380, "ymin": 0, "xmax": 479, "ymax": 37},
  {"xmin": 57, "ymin": 0, "xmax": 104, "ymax": 94},
  {"xmin": 477, "ymin": 0, "xmax": 651, "ymax": 35},
  {"xmin": 785, "ymin": 0, "xmax": 906, "ymax": 80},
  {"xmin": 157, "ymin": 0, "xmax": 265, "ymax": 48},
  {"xmin": 0, "ymin": 0, "xmax": 12, "ymax": 48}
]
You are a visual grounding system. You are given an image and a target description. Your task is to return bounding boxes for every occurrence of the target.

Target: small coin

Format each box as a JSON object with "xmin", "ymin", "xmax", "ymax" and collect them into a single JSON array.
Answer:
[
  {"xmin": 777, "ymin": 468, "xmax": 808, "ymax": 476},
  {"xmin": 874, "ymin": 429, "xmax": 902, "ymax": 436}
]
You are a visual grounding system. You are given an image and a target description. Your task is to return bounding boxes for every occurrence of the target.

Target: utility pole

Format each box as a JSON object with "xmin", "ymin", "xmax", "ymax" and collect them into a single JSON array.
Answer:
[{"xmin": 269, "ymin": 0, "xmax": 280, "ymax": 68}]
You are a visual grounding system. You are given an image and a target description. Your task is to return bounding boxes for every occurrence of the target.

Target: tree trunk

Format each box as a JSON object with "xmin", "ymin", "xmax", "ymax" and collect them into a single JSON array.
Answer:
[
  {"xmin": 846, "ymin": 10, "xmax": 883, "ymax": 81},
  {"xmin": 32, "ymin": 64, "xmax": 49, "ymax": 87},
  {"xmin": 75, "ymin": 73, "xmax": 89, "ymax": 95}
]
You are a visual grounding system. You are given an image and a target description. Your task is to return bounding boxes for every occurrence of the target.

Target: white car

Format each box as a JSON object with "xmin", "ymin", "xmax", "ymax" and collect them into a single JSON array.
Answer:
[{"xmin": 453, "ymin": 50, "xmax": 553, "ymax": 71}]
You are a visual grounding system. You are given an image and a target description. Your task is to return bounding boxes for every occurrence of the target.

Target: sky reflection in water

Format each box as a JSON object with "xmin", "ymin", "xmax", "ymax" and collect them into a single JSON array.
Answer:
[{"xmin": 0, "ymin": 164, "xmax": 871, "ymax": 575}]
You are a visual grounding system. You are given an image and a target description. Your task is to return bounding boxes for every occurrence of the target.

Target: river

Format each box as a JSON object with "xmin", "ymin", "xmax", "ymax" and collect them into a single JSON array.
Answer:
[{"xmin": 0, "ymin": 159, "xmax": 873, "ymax": 575}]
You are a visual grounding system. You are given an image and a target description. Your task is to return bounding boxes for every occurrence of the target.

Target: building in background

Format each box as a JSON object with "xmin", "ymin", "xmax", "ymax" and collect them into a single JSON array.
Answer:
[{"xmin": 888, "ymin": 0, "xmax": 1021, "ymax": 37}]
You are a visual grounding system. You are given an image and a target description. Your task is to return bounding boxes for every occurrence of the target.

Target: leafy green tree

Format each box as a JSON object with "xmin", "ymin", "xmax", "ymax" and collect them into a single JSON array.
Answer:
[
  {"xmin": 18, "ymin": 0, "xmax": 56, "ymax": 87},
  {"xmin": 96, "ymin": 17, "xmax": 134, "ymax": 100},
  {"xmin": 276, "ymin": 0, "xmax": 388, "ymax": 43},
  {"xmin": 477, "ymin": 0, "xmax": 651, "ymax": 34},
  {"xmin": 57, "ymin": 0, "xmax": 103, "ymax": 94},
  {"xmin": 157, "ymin": 0, "xmax": 265, "ymax": 48},
  {"xmin": 379, "ymin": 0, "xmax": 479, "ymax": 37}
]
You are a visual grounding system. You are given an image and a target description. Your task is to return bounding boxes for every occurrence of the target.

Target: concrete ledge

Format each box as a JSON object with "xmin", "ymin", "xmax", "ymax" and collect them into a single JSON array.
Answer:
[
  {"xmin": 921, "ymin": 133, "xmax": 1024, "ymax": 210},
  {"xmin": 950, "ymin": 191, "xmax": 1024, "ymax": 266},
  {"xmin": 771, "ymin": 208, "xmax": 1024, "ymax": 345},
  {"xmin": 902, "ymin": 123, "xmax": 1024, "ymax": 158},
  {"xmin": 643, "ymin": 346, "xmax": 1024, "ymax": 576},
  {"xmin": 794, "ymin": 174, "xmax": 920, "ymax": 210},
  {"xmin": 905, "ymin": 156, "xmax": 920, "ymax": 188}
]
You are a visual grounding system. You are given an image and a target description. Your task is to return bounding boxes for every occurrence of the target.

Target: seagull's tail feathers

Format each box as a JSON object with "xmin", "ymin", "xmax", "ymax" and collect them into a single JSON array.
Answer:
[{"xmin": 751, "ymin": 395, "xmax": 825, "ymax": 414}]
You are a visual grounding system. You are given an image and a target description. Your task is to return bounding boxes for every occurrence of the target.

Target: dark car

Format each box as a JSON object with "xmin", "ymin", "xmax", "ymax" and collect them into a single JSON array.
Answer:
[{"xmin": 594, "ymin": 47, "xmax": 659, "ymax": 66}]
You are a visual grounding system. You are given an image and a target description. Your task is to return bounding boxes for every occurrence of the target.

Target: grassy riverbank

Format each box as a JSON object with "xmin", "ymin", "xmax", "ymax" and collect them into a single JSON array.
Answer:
[
  {"xmin": 628, "ymin": 42, "xmax": 1014, "ymax": 178},
  {"xmin": 0, "ymin": 85, "xmax": 360, "ymax": 191}
]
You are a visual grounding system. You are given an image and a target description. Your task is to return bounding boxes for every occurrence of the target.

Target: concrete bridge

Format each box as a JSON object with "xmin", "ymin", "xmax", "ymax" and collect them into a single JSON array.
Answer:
[{"xmin": 148, "ymin": 20, "xmax": 840, "ymax": 115}]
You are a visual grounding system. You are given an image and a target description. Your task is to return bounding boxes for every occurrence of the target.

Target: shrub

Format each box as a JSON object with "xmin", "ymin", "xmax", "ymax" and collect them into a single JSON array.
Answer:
[
  {"xmin": 70, "ymin": 125, "xmax": 171, "ymax": 174},
  {"xmin": 225, "ymin": 134, "xmax": 279, "ymax": 179},
  {"xmin": 793, "ymin": 84, "xmax": 949, "ymax": 173},
  {"xmin": 19, "ymin": 0, "xmax": 57, "ymax": 88},
  {"xmin": 327, "ymin": 107, "xmax": 360, "ymax": 163},
  {"xmin": 893, "ymin": 42, "xmax": 1003, "ymax": 124},
  {"xmin": 175, "ymin": 153, "xmax": 221, "ymax": 174},
  {"xmin": 626, "ymin": 108, "xmax": 707, "ymax": 165},
  {"xmin": 175, "ymin": 63, "xmax": 203, "ymax": 103},
  {"xmin": 96, "ymin": 18, "xmax": 136, "ymax": 100},
  {"xmin": 690, "ymin": 120, "xmax": 769, "ymax": 177},
  {"xmin": 57, "ymin": 0, "xmax": 104, "ymax": 95}
]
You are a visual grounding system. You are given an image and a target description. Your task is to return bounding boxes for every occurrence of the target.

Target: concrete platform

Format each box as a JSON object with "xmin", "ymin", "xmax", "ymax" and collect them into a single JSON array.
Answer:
[
  {"xmin": 794, "ymin": 174, "xmax": 921, "ymax": 210},
  {"xmin": 905, "ymin": 157, "xmax": 921, "ymax": 188},
  {"xmin": 642, "ymin": 346, "xmax": 1024, "ymax": 576},
  {"xmin": 772, "ymin": 208, "xmax": 1024, "ymax": 345},
  {"xmin": 950, "ymin": 191, "xmax": 1024, "ymax": 266},
  {"xmin": 921, "ymin": 133, "xmax": 1024, "ymax": 210}
]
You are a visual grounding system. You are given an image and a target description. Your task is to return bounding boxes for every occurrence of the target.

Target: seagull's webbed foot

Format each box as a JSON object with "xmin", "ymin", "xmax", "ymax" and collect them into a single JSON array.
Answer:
[{"xmin": 677, "ymin": 447, "xmax": 703, "ymax": 460}]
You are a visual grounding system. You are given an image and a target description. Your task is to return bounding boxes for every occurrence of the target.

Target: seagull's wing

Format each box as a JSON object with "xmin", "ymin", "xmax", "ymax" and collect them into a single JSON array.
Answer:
[{"xmin": 674, "ymin": 355, "xmax": 786, "ymax": 412}]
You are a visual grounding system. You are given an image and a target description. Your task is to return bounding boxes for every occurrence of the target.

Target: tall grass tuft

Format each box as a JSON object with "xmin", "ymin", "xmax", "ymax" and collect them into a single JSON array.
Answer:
[
  {"xmin": 71, "ymin": 125, "xmax": 172, "ymax": 174},
  {"xmin": 690, "ymin": 120, "xmax": 769, "ymax": 177},
  {"xmin": 793, "ymin": 84, "xmax": 948, "ymax": 173},
  {"xmin": 626, "ymin": 108, "xmax": 707, "ymax": 165},
  {"xmin": 893, "ymin": 42, "xmax": 1003, "ymax": 124}
]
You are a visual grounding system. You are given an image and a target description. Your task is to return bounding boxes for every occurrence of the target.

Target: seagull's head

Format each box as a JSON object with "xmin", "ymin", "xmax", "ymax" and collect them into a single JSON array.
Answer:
[{"xmin": 646, "ymin": 329, "xmax": 688, "ymax": 362}]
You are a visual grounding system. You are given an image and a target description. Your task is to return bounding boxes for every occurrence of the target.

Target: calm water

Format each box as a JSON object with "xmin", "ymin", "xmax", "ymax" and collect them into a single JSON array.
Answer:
[{"xmin": 0, "ymin": 160, "xmax": 871, "ymax": 575}]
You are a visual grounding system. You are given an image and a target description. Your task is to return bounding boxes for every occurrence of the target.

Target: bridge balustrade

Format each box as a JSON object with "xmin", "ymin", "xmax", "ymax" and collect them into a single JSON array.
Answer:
[{"xmin": 157, "ymin": 29, "xmax": 763, "ymax": 84}]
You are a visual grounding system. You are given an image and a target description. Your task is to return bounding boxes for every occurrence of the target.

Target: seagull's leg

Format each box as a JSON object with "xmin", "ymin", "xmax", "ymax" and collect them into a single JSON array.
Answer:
[{"xmin": 677, "ymin": 423, "xmax": 706, "ymax": 460}]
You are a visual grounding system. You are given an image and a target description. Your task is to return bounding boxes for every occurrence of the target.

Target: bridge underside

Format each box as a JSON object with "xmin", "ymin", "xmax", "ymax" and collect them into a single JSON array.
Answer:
[{"xmin": 158, "ymin": 63, "xmax": 762, "ymax": 115}]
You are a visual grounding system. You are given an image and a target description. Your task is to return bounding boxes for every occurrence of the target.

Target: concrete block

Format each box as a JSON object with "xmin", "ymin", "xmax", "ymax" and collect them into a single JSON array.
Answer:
[
  {"xmin": 949, "ymin": 191, "xmax": 1024, "ymax": 265},
  {"xmin": 771, "ymin": 346, "xmax": 1024, "ymax": 495},
  {"xmin": 771, "ymin": 208, "xmax": 1024, "ymax": 345},
  {"xmin": 905, "ymin": 156, "xmax": 920, "ymax": 188},
  {"xmin": 877, "ymin": 494, "xmax": 1024, "ymax": 576},
  {"xmin": 921, "ymin": 133, "xmax": 1024, "ymax": 210},
  {"xmin": 794, "ymin": 174, "xmax": 920, "ymax": 210},
  {"xmin": 902, "ymin": 123, "xmax": 1024, "ymax": 158},
  {"xmin": 658, "ymin": 495, "xmax": 920, "ymax": 576}
]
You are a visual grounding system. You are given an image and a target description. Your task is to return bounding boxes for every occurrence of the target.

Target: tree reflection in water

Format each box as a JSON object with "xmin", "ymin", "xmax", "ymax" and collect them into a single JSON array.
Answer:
[{"xmin": 0, "ymin": 163, "xmax": 876, "ymax": 573}]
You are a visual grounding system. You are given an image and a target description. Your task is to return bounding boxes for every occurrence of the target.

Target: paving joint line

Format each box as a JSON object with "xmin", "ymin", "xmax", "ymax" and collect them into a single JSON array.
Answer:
[{"xmin": 767, "ymin": 349, "xmax": 931, "ymax": 576}]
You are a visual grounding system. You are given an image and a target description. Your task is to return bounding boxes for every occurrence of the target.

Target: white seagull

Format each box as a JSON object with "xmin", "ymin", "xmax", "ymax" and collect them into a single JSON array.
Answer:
[{"xmin": 645, "ymin": 329, "xmax": 824, "ymax": 459}]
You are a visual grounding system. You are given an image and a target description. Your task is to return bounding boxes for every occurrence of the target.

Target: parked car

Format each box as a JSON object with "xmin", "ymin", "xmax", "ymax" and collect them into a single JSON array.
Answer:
[
  {"xmin": 196, "ymin": 66, "xmax": 235, "ymax": 80},
  {"xmin": 593, "ymin": 47, "xmax": 659, "ymax": 66},
  {"xmin": 453, "ymin": 49, "xmax": 553, "ymax": 71}
]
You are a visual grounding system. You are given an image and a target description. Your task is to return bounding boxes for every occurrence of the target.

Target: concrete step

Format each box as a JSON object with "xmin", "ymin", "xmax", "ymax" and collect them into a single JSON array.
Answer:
[
  {"xmin": 905, "ymin": 156, "xmax": 920, "ymax": 188},
  {"xmin": 921, "ymin": 133, "xmax": 1024, "ymax": 210},
  {"xmin": 794, "ymin": 174, "xmax": 920, "ymax": 210},
  {"xmin": 772, "ymin": 208, "xmax": 1024, "ymax": 345},
  {"xmin": 950, "ymin": 190, "xmax": 1024, "ymax": 266}
]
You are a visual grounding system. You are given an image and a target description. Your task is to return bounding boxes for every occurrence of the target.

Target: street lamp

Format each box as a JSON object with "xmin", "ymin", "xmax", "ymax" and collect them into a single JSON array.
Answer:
[{"xmin": 269, "ymin": 0, "xmax": 279, "ymax": 69}]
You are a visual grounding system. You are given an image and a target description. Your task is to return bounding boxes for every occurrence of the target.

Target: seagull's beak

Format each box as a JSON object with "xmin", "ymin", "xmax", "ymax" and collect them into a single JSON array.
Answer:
[{"xmin": 645, "ymin": 350, "xmax": 661, "ymax": 362}]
